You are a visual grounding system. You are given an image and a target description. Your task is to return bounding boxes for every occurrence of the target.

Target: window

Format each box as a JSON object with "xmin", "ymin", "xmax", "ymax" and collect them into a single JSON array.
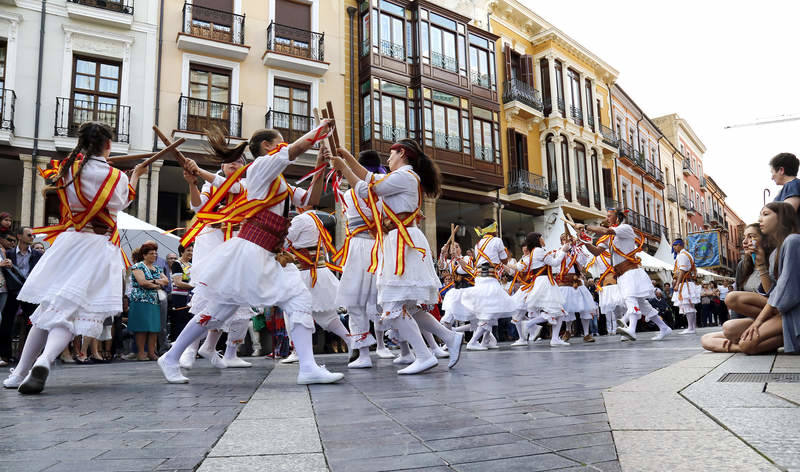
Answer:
[
  {"xmin": 187, "ymin": 64, "xmax": 231, "ymax": 132},
  {"xmin": 540, "ymin": 57, "xmax": 551, "ymax": 113},
  {"xmin": 274, "ymin": 0, "xmax": 313, "ymax": 58},
  {"xmin": 568, "ymin": 69, "xmax": 581, "ymax": 121},
  {"xmin": 545, "ymin": 135, "xmax": 558, "ymax": 202},
  {"xmin": 591, "ymin": 149, "xmax": 600, "ymax": 207},
  {"xmin": 621, "ymin": 183, "xmax": 628, "ymax": 209},
  {"xmin": 430, "ymin": 23, "xmax": 457, "ymax": 72},
  {"xmin": 0, "ymin": 40, "xmax": 7, "ymax": 126},
  {"xmin": 472, "ymin": 106, "xmax": 493, "ymax": 161},
  {"xmin": 433, "ymin": 102, "xmax": 460, "ymax": 151},
  {"xmin": 585, "ymin": 79, "xmax": 594, "ymax": 128},
  {"xmin": 469, "ymin": 39, "xmax": 490, "ymax": 89},
  {"xmin": 561, "ymin": 137, "xmax": 571, "ymax": 201},
  {"xmin": 554, "ymin": 60, "xmax": 565, "ymax": 112},
  {"xmin": 379, "ymin": 81, "xmax": 407, "ymax": 141},
  {"xmin": 272, "ymin": 80, "xmax": 310, "ymax": 143},
  {"xmin": 191, "ymin": 0, "xmax": 235, "ymax": 43},
  {"xmin": 70, "ymin": 55, "xmax": 122, "ymax": 137},
  {"xmin": 574, "ymin": 142, "xmax": 588, "ymax": 205},
  {"xmin": 378, "ymin": 2, "xmax": 405, "ymax": 60}
]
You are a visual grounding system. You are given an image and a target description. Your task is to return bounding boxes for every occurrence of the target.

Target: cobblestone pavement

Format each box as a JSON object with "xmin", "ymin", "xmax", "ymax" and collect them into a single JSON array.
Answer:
[
  {"xmin": 0, "ymin": 358, "xmax": 274, "ymax": 472},
  {"xmin": 309, "ymin": 329, "xmax": 709, "ymax": 472}
]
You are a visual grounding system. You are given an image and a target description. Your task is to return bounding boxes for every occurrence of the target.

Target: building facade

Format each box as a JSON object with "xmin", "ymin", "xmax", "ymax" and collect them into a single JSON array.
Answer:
[{"xmin": 0, "ymin": 0, "xmax": 158, "ymax": 227}]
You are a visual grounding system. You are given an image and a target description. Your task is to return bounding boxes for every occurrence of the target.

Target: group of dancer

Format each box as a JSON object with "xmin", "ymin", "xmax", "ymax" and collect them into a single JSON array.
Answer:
[{"xmin": 3, "ymin": 115, "xmax": 697, "ymax": 395}]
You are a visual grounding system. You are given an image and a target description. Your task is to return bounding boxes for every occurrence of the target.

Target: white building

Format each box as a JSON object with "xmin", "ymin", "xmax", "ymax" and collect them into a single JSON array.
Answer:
[{"xmin": 0, "ymin": 0, "xmax": 158, "ymax": 227}]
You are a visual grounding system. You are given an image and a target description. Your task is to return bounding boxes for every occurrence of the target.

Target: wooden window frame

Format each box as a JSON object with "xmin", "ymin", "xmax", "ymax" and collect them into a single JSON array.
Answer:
[{"xmin": 70, "ymin": 54, "xmax": 122, "ymax": 136}]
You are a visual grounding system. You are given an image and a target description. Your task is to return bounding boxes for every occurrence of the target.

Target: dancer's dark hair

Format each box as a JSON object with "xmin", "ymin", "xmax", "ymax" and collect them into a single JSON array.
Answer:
[
  {"xmin": 358, "ymin": 150, "xmax": 385, "ymax": 174},
  {"xmin": 525, "ymin": 232, "xmax": 543, "ymax": 251},
  {"xmin": 248, "ymin": 129, "xmax": 283, "ymax": 160},
  {"xmin": 763, "ymin": 201, "xmax": 800, "ymax": 278},
  {"xmin": 205, "ymin": 126, "xmax": 248, "ymax": 164},
  {"xmin": 610, "ymin": 208, "xmax": 627, "ymax": 223},
  {"xmin": 395, "ymin": 138, "xmax": 441, "ymax": 198},
  {"xmin": 43, "ymin": 121, "xmax": 113, "ymax": 195}
]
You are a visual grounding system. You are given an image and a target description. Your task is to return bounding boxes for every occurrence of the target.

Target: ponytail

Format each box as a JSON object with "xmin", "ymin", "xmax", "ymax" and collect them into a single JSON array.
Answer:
[
  {"xmin": 248, "ymin": 129, "xmax": 283, "ymax": 159},
  {"xmin": 205, "ymin": 126, "xmax": 248, "ymax": 163},
  {"xmin": 43, "ymin": 121, "xmax": 113, "ymax": 195},
  {"xmin": 396, "ymin": 138, "xmax": 441, "ymax": 198}
]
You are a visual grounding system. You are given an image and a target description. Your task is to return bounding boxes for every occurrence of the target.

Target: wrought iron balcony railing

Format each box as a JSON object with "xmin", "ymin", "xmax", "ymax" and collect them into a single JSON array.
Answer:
[
  {"xmin": 265, "ymin": 109, "xmax": 316, "ymax": 145},
  {"xmin": 576, "ymin": 187, "xmax": 590, "ymax": 207},
  {"xmin": 267, "ymin": 21, "xmax": 324, "ymax": 61},
  {"xmin": 557, "ymin": 97, "xmax": 565, "ymax": 115},
  {"xmin": 431, "ymin": 51, "xmax": 457, "ymax": 73},
  {"xmin": 587, "ymin": 114, "xmax": 595, "ymax": 131},
  {"xmin": 600, "ymin": 125, "xmax": 618, "ymax": 147},
  {"xmin": 55, "ymin": 97, "xmax": 130, "ymax": 143},
  {"xmin": 569, "ymin": 105, "xmax": 583, "ymax": 126},
  {"xmin": 68, "ymin": 0, "xmax": 133, "ymax": 14},
  {"xmin": 625, "ymin": 208, "xmax": 665, "ymax": 237},
  {"xmin": 178, "ymin": 95, "xmax": 242, "ymax": 137},
  {"xmin": 700, "ymin": 176, "xmax": 707, "ymax": 188},
  {"xmin": 667, "ymin": 184, "xmax": 678, "ymax": 202},
  {"xmin": 381, "ymin": 123, "xmax": 407, "ymax": 142},
  {"xmin": 0, "ymin": 89, "xmax": 15, "ymax": 132},
  {"xmin": 501, "ymin": 79, "xmax": 542, "ymax": 111},
  {"xmin": 380, "ymin": 40, "xmax": 404, "ymax": 60},
  {"xmin": 434, "ymin": 131, "xmax": 461, "ymax": 152},
  {"xmin": 470, "ymin": 71, "xmax": 491, "ymax": 89},
  {"xmin": 507, "ymin": 168, "xmax": 548, "ymax": 199},
  {"xmin": 474, "ymin": 144, "xmax": 493, "ymax": 162},
  {"xmin": 183, "ymin": 2, "xmax": 244, "ymax": 45},
  {"xmin": 682, "ymin": 158, "xmax": 693, "ymax": 174},
  {"xmin": 632, "ymin": 150, "xmax": 647, "ymax": 170},
  {"xmin": 680, "ymin": 194, "xmax": 690, "ymax": 210},
  {"xmin": 619, "ymin": 140, "xmax": 633, "ymax": 158},
  {"xmin": 645, "ymin": 160, "xmax": 663, "ymax": 182}
]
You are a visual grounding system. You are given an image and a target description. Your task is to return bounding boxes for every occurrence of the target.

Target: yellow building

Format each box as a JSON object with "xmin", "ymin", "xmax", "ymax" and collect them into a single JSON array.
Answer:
[{"xmin": 151, "ymin": 0, "xmax": 347, "ymax": 230}]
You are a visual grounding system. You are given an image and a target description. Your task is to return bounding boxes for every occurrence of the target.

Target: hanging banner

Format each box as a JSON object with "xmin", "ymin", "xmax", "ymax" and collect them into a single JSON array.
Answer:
[{"xmin": 687, "ymin": 230, "xmax": 721, "ymax": 267}]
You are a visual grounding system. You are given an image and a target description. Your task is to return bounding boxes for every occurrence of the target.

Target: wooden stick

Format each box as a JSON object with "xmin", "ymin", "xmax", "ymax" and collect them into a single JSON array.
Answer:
[
  {"xmin": 152, "ymin": 126, "xmax": 189, "ymax": 167},
  {"xmin": 325, "ymin": 101, "xmax": 341, "ymax": 150},
  {"xmin": 320, "ymin": 108, "xmax": 338, "ymax": 154},
  {"xmin": 106, "ymin": 152, "xmax": 156, "ymax": 164},
  {"xmin": 135, "ymin": 138, "xmax": 186, "ymax": 168}
]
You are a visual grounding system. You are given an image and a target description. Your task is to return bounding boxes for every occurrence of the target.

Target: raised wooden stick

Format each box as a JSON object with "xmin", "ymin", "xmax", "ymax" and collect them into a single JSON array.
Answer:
[
  {"xmin": 106, "ymin": 152, "xmax": 156, "ymax": 164},
  {"xmin": 325, "ymin": 101, "xmax": 341, "ymax": 149},
  {"xmin": 133, "ymin": 138, "xmax": 186, "ymax": 168},
  {"xmin": 320, "ymin": 108, "xmax": 338, "ymax": 154},
  {"xmin": 152, "ymin": 126, "xmax": 189, "ymax": 167}
]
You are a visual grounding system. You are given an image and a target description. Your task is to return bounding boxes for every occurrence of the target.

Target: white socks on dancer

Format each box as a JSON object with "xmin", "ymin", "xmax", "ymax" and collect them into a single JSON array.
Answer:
[
  {"xmin": 682, "ymin": 312, "xmax": 697, "ymax": 334},
  {"xmin": 164, "ymin": 320, "xmax": 208, "ymax": 365},
  {"xmin": 11, "ymin": 326, "xmax": 48, "ymax": 378},
  {"xmin": 40, "ymin": 326, "xmax": 74, "ymax": 365},
  {"xmin": 394, "ymin": 316, "xmax": 436, "ymax": 374},
  {"xmin": 224, "ymin": 322, "xmax": 251, "ymax": 367},
  {"xmin": 550, "ymin": 319, "xmax": 568, "ymax": 346}
]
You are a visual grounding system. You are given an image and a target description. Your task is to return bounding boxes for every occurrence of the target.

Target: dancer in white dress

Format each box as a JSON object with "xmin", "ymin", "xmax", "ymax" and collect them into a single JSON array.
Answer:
[
  {"xmin": 585, "ymin": 235, "xmax": 626, "ymax": 335},
  {"xmin": 4, "ymin": 122, "xmax": 148, "ymax": 393},
  {"xmin": 520, "ymin": 233, "xmax": 570, "ymax": 346},
  {"xmin": 553, "ymin": 233, "xmax": 598, "ymax": 343},
  {"xmin": 575, "ymin": 209, "xmax": 672, "ymax": 342},
  {"xmin": 332, "ymin": 149, "xmax": 388, "ymax": 366},
  {"xmin": 508, "ymin": 247, "xmax": 534, "ymax": 346},
  {"xmin": 671, "ymin": 238, "xmax": 700, "ymax": 334},
  {"xmin": 332, "ymin": 138, "xmax": 463, "ymax": 374},
  {"xmin": 438, "ymin": 241, "xmax": 475, "ymax": 330},
  {"xmin": 158, "ymin": 121, "xmax": 343, "ymax": 385}
]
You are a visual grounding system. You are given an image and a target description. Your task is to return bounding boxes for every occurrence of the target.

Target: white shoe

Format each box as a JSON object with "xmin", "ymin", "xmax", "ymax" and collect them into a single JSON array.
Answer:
[
  {"xmin": 652, "ymin": 327, "xmax": 672, "ymax": 341},
  {"xmin": 250, "ymin": 349, "xmax": 263, "ymax": 357},
  {"xmin": 375, "ymin": 347, "xmax": 396, "ymax": 359},
  {"xmin": 446, "ymin": 332, "xmax": 464, "ymax": 369},
  {"xmin": 529, "ymin": 325, "xmax": 543, "ymax": 342},
  {"xmin": 466, "ymin": 342, "xmax": 488, "ymax": 351},
  {"xmin": 397, "ymin": 356, "xmax": 438, "ymax": 375},
  {"xmin": 158, "ymin": 355, "xmax": 189, "ymax": 384},
  {"xmin": 280, "ymin": 351, "xmax": 299, "ymax": 364},
  {"xmin": 393, "ymin": 353, "xmax": 415, "ymax": 365},
  {"xmin": 348, "ymin": 356, "xmax": 373, "ymax": 369},
  {"xmin": 486, "ymin": 334, "xmax": 499, "ymax": 350},
  {"xmin": 224, "ymin": 357, "xmax": 252, "ymax": 368},
  {"xmin": 432, "ymin": 346, "xmax": 450, "ymax": 358},
  {"xmin": 297, "ymin": 365, "xmax": 344, "ymax": 385},
  {"xmin": 680, "ymin": 328, "xmax": 696, "ymax": 335},
  {"xmin": 198, "ymin": 346, "xmax": 227, "ymax": 369},
  {"xmin": 179, "ymin": 348, "xmax": 196, "ymax": 370},
  {"xmin": 617, "ymin": 325, "xmax": 637, "ymax": 341},
  {"xmin": 3, "ymin": 369, "xmax": 25, "ymax": 389},
  {"xmin": 550, "ymin": 339, "xmax": 570, "ymax": 347},
  {"xmin": 0, "ymin": 360, "xmax": 7, "ymax": 367},
  {"xmin": 511, "ymin": 338, "xmax": 528, "ymax": 347},
  {"xmin": 18, "ymin": 357, "xmax": 51, "ymax": 394}
]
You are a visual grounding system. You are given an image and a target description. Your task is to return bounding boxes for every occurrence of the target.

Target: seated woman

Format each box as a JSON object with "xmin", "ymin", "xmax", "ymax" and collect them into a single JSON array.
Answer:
[{"xmin": 702, "ymin": 202, "xmax": 798, "ymax": 353}]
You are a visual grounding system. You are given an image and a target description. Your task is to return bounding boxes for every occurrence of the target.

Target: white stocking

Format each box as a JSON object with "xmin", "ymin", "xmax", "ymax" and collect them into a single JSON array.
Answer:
[
  {"xmin": 394, "ymin": 316, "xmax": 433, "ymax": 360},
  {"xmin": 375, "ymin": 328, "xmax": 387, "ymax": 350},
  {"xmin": 200, "ymin": 330, "xmax": 223, "ymax": 353},
  {"xmin": 581, "ymin": 319, "xmax": 591, "ymax": 336},
  {"xmin": 320, "ymin": 316, "xmax": 351, "ymax": 347},
  {"xmin": 550, "ymin": 319, "xmax": 564, "ymax": 342},
  {"xmin": 412, "ymin": 310, "xmax": 455, "ymax": 345},
  {"xmin": 248, "ymin": 319, "xmax": 262, "ymax": 351},
  {"xmin": 290, "ymin": 324, "xmax": 319, "ymax": 373},
  {"xmin": 686, "ymin": 311, "xmax": 697, "ymax": 331},
  {"xmin": 14, "ymin": 326, "xmax": 48, "ymax": 377},
  {"xmin": 224, "ymin": 321, "xmax": 249, "ymax": 360},
  {"xmin": 40, "ymin": 326, "xmax": 74, "ymax": 364}
]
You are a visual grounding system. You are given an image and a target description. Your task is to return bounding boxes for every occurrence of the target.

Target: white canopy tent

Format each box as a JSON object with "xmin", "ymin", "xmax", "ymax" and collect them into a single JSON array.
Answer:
[{"xmin": 117, "ymin": 212, "xmax": 181, "ymax": 261}]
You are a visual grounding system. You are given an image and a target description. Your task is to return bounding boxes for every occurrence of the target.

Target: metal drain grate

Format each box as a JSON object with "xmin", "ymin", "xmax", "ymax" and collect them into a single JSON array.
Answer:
[{"xmin": 718, "ymin": 372, "xmax": 800, "ymax": 383}]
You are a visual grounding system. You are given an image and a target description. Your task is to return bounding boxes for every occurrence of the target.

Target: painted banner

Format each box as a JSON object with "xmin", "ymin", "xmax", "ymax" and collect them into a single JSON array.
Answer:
[{"xmin": 687, "ymin": 230, "xmax": 721, "ymax": 267}]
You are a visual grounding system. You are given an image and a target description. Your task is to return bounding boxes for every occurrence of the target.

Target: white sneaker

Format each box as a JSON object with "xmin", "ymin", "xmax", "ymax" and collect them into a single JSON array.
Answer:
[
  {"xmin": 511, "ymin": 338, "xmax": 528, "ymax": 347},
  {"xmin": 617, "ymin": 325, "xmax": 637, "ymax": 341},
  {"xmin": 392, "ymin": 353, "xmax": 415, "ymax": 365},
  {"xmin": 224, "ymin": 357, "xmax": 252, "ymax": 368},
  {"xmin": 397, "ymin": 356, "xmax": 438, "ymax": 375},
  {"xmin": 529, "ymin": 325, "xmax": 543, "ymax": 342},
  {"xmin": 348, "ymin": 356, "xmax": 372, "ymax": 369},
  {"xmin": 651, "ymin": 327, "xmax": 673, "ymax": 341},
  {"xmin": 18, "ymin": 357, "xmax": 51, "ymax": 394},
  {"xmin": 0, "ymin": 360, "xmax": 7, "ymax": 367},
  {"xmin": 486, "ymin": 334, "xmax": 499, "ymax": 349},
  {"xmin": 375, "ymin": 347, "xmax": 396, "ymax": 359},
  {"xmin": 550, "ymin": 339, "xmax": 570, "ymax": 347},
  {"xmin": 431, "ymin": 346, "xmax": 450, "ymax": 358},
  {"xmin": 466, "ymin": 342, "xmax": 488, "ymax": 351},
  {"xmin": 3, "ymin": 369, "xmax": 25, "ymax": 389},
  {"xmin": 250, "ymin": 349, "xmax": 263, "ymax": 357},
  {"xmin": 280, "ymin": 351, "xmax": 299, "ymax": 364},
  {"xmin": 158, "ymin": 355, "xmax": 189, "ymax": 384},
  {"xmin": 446, "ymin": 332, "xmax": 464, "ymax": 369},
  {"xmin": 680, "ymin": 328, "xmax": 696, "ymax": 335},
  {"xmin": 179, "ymin": 348, "xmax": 196, "ymax": 370},
  {"xmin": 297, "ymin": 365, "xmax": 344, "ymax": 384},
  {"xmin": 198, "ymin": 346, "xmax": 227, "ymax": 369}
]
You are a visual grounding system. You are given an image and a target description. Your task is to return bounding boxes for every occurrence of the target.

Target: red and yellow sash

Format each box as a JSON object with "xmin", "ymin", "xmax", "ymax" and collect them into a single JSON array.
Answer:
[
  {"xmin": 507, "ymin": 255, "xmax": 533, "ymax": 294},
  {"xmin": 288, "ymin": 212, "xmax": 342, "ymax": 287},
  {"xmin": 366, "ymin": 171, "xmax": 426, "ymax": 276},
  {"xmin": 608, "ymin": 228, "xmax": 645, "ymax": 267},
  {"xmin": 332, "ymin": 189, "xmax": 378, "ymax": 267},
  {"xmin": 520, "ymin": 265, "xmax": 555, "ymax": 291},
  {"xmin": 35, "ymin": 157, "xmax": 130, "ymax": 266},
  {"xmin": 674, "ymin": 249, "xmax": 697, "ymax": 301},
  {"xmin": 181, "ymin": 144, "xmax": 291, "ymax": 247}
]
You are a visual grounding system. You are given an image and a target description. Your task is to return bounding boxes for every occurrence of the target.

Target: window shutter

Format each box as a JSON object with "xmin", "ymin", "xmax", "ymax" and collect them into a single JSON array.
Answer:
[
  {"xmin": 521, "ymin": 55, "xmax": 534, "ymax": 88},
  {"xmin": 193, "ymin": 0, "xmax": 233, "ymax": 25},
  {"xmin": 507, "ymin": 127, "xmax": 516, "ymax": 169},
  {"xmin": 602, "ymin": 168, "xmax": 613, "ymax": 198},
  {"xmin": 503, "ymin": 44, "xmax": 512, "ymax": 82},
  {"xmin": 520, "ymin": 133, "xmax": 528, "ymax": 171},
  {"xmin": 276, "ymin": 0, "xmax": 311, "ymax": 31}
]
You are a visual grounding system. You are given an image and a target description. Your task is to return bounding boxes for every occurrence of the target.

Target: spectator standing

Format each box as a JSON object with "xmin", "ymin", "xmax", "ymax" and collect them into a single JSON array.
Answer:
[
  {"xmin": 169, "ymin": 245, "xmax": 194, "ymax": 340},
  {"xmin": 0, "ymin": 228, "xmax": 43, "ymax": 364},
  {"xmin": 770, "ymin": 152, "xmax": 800, "ymax": 212},
  {"xmin": 699, "ymin": 283, "xmax": 714, "ymax": 327},
  {"xmin": 150, "ymin": 244, "xmax": 172, "ymax": 354},
  {"xmin": 128, "ymin": 242, "xmax": 169, "ymax": 361},
  {"xmin": 0, "ymin": 213, "xmax": 12, "ymax": 238}
]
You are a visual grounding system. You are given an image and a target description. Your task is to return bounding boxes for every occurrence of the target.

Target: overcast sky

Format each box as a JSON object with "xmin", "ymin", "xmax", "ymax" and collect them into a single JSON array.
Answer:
[{"xmin": 522, "ymin": 0, "xmax": 800, "ymax": 223}]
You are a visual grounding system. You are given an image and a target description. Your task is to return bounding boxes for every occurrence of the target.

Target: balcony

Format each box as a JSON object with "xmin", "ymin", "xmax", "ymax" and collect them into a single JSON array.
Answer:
[
  {"xmin": 54, "ymin": 97, "xmax": 130, "ymax": 152},
  {"xmin": 626, "ymin": 208, "xmax": 667, "ymax": 238},
  {"xmin": 667, "ymin": 184, "xmax": 678, "ymax": 202},
  {"xmin": 682, "ymin": 158, "xmax": 692, "ymax": 175},
  {"xmin": 380, "ymin": 40, "xmax": 404, "ymax": 61},
  {"xmin": 263, "ymin": 21, "xmax": 327, "ymax": 76},
  {"xmin": 576, "ymin": 186, "xmax": 590, "ymax": 207},
  {"xmin": 474, "ymin": 144, "xmax": 494, "ymax": 162},
  {"xmin": 687, "ymin": 201, "xmax": 697, "ymax": 216},
  {"xmin": 700, "ymin": 176, "xmax": 707, "ymax": 189},
  {"xmin": 381, "ymin": 123, "xmax": 407, "ymax": 142},
  {"xmin": 600, "ymin": 125, "xmax": 618, "ymax": 147},
  {"xmin": 507, "ymin": 168, "xmax": 548, "ymax": 199},
  {"xmin": 434, "ymin": 132, "xmax": 461, "ymax": 152},
  {"xmin": 177, "ymin": 95, "xmax": 242, "ymax": 138},
  {"xmin": 501, "ymin": 78, "xmax": 543, "ymax": 119},
  {"xmin": 569, "ymin": 105, "xmax": 583, "ymax": 126},
  {"xmin": 0, "ymin": 89, "xmax": 15, "ymax": 145},
  {"xmin": 431, "ymin": 51, "xmax": 457, "ymax": 73},
  {"xmin": 587, "ymin": 115, "xmax": 595, "ymax": 132},
  {"xmin": 631, "ymin": 149, "xmax": 647, "ymax": 171},
  {"xmin": 619, "ymin": 140, "xmax": 633, "ymax": 159},
  {"xmin": 178, "ymin": 3, "xmax": 248, "ymax": 61},
  {"xmin": 66, "ymin": 0, "xmax": 134, "ymax": 27},
  {"xmin": 645, "ymin": 160, "xmax": 664, "ymax": 184},
  {"xmin": 265, "ymin": 109, "xmax": 317, "ymax": 146},
  {"xmin": 680, "ymin": 194, "xmax": 690, "ymax": 210}
]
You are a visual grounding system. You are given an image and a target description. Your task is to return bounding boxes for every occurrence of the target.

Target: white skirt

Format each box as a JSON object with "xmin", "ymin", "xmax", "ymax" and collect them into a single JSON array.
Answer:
[
  {"xmin": 672, "ymin": 281, "xmax": 700, "ymax": 312},
  {"xmin": 300, "ymin": 266, "xmax": 340, "ymax": 313},
  {"xmin": 510, "ymin": 288, "xmax": 529, "ymax": 320},
  {"xmin": 560, "ymin": 285, "xmax": 596, "ymax": 314},
  {"xmin": 617, "ymin": 268, "xmax": 655, "ymax": 300},
  {"xmin": 192, "ymin": 228, "xmax": 225, "ymax": 269},
  {"xmin": 21, "ymin": 231, "xmax": 123, "ymax": 337},
  {"xmin": 190, "ymin": 237, "xmax": 313, "ymax": 330},
  {"xmin": 598, "ymin": 284, "xmax": 626, "ymax": 315},
  {"xmin": 449, "ymin": 277, "xmax": 519, "ymax": 321},
  {"xmin": 525, "ymin": 275, "xmax": 566, "ymax": 315},
  {"xmin": 335, "ymin": 236, "xmax": 378, "ymax": 315},
  {"xmin": 442, "ymin": 289, "xmax": 476, "ymax": 323},
  {"xmin": 377, "ymin": 227, "xmax": 440, "ymax": 319}
]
